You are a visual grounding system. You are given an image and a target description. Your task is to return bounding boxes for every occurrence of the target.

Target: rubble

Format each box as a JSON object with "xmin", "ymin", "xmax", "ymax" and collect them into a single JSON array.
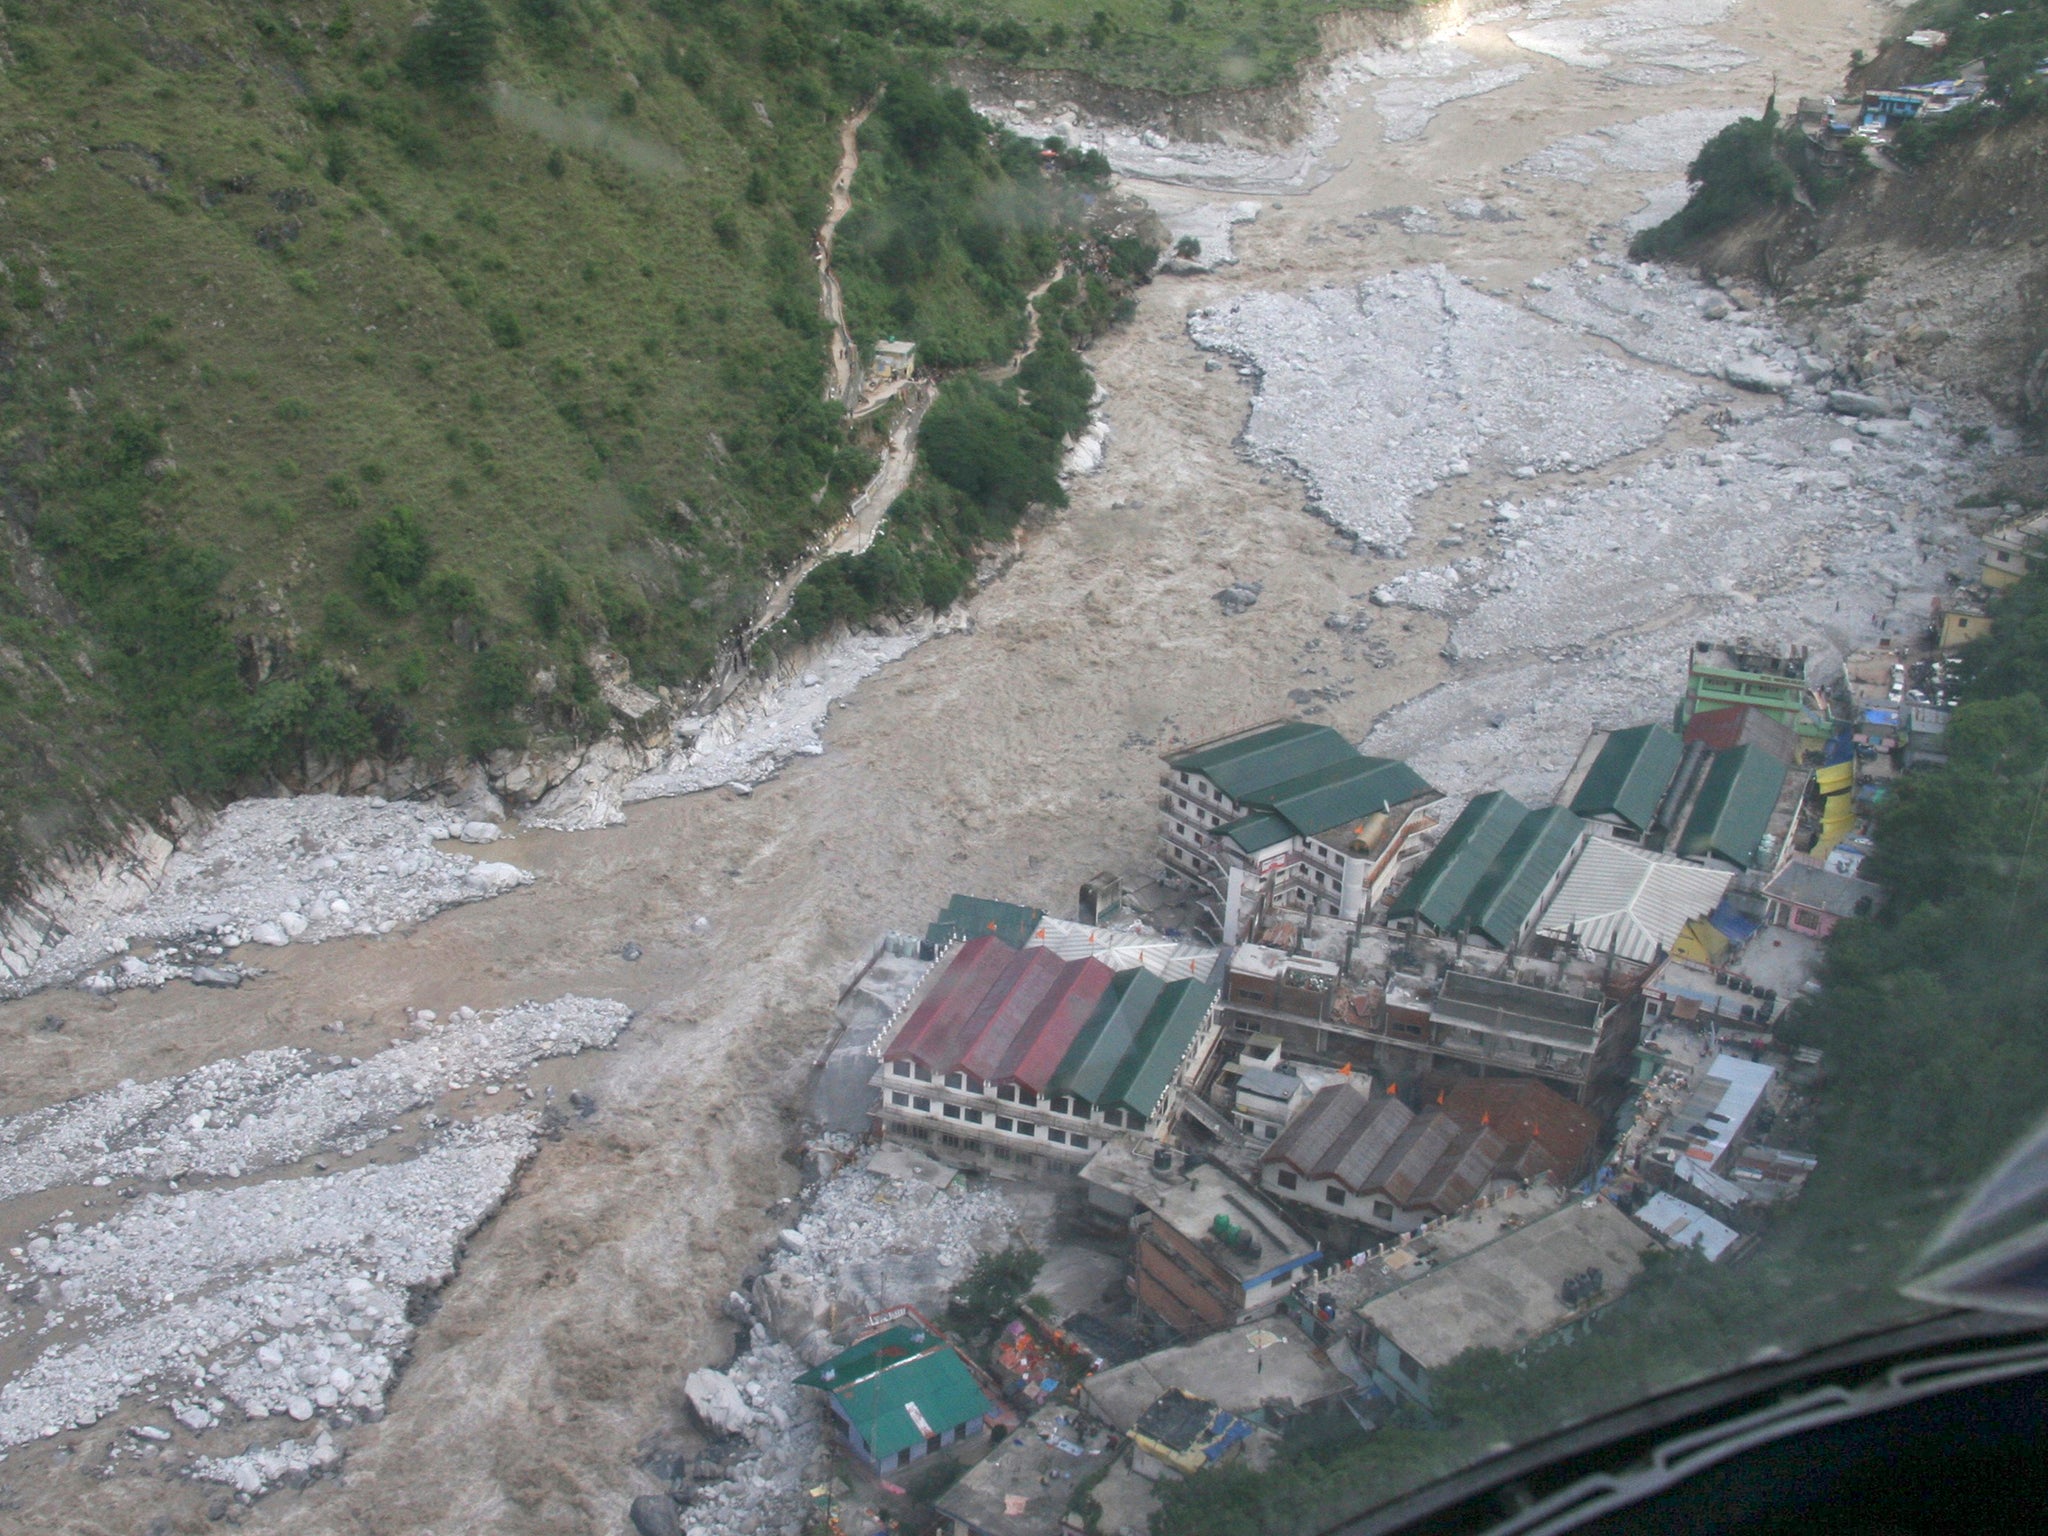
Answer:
[
  {"xmin": 2, "ymin": 795, "xmax": 533, "ymax": 1000},
  {"xmin": 672, "ymin": 1342, "xmax": 828, "ymax": 1536},
  {"xmin": 0, "ymin": 996, "xmax": 632, "ymax": 1201},
  {"xmin": 1189, "ymin": 264, "xmax": 1707, "ymax": 553},
  {"xmin": 1509, "ymin": 106, "xmax": 1747, "ymax": 183},
  {"xmin": 0, "ymin": 997, "xmax": 630, "ymax": 1478},
  {"xmin": 1507, "ymin": 0, "xmax": 1753, "ymax": 80}
]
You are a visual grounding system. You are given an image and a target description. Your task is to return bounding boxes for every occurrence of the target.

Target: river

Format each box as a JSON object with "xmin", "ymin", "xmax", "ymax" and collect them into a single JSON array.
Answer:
[{"xmin": 0, "ymin": 1, "xmax": 1919, "ymax": 1529}]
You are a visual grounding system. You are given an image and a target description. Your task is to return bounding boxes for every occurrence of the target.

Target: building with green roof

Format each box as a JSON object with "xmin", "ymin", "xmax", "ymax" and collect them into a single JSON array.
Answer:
[
  {"xmin": 1100, "ymin": 976, "xmax": 1215, "ymax": 1121},
  {"xmin": 1565, "ymin": 725, "xmax": 1684, "ymax": 836},
  {"xmin": 1389, "ymin": 792, "xmax": 1529, "ymax": 931},
  {"xmin": 796, "ymin": 1323, "xmax": 995, "ymax": 1472},
  {"xmin": 1160, "ymin": 720, "xmax": 1440, "ymax": 939},
  {"xmin": 925, "ymin": 894, "xmax": 1044, "ymax": 952},
  {"xmin": 1674, "ymin": 745, "xmax": 1790, "ymax": 870},
  {"xmin": 1389, "ymin": 797, "xmax": 1588, "ymax": 951}
]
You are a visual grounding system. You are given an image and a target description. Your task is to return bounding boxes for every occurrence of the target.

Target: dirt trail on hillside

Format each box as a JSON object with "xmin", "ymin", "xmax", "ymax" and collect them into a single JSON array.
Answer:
[
  {"xmin": 0, "ymin": 2, "xmax": 1948, "ymax": 1532},
  {"xmin": 819, "ymin": 103, "xmax": 874, "ymax": 407}
]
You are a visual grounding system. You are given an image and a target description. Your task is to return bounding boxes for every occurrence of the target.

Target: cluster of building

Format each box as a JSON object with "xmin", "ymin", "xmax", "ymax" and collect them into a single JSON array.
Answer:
[
  {"xmin": 1794, "ymin": 40, "xmax": 1990, "ymax": 151},
  {"xmin": 773, "ymin": 615, "xmax": 1981, "ymax": 1534}
]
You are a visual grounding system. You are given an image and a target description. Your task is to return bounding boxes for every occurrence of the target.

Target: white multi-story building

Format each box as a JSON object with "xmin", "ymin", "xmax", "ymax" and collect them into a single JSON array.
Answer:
[{"xmin": 1159, "ymin": 721, "xmax": 1441, "ymax": 941}]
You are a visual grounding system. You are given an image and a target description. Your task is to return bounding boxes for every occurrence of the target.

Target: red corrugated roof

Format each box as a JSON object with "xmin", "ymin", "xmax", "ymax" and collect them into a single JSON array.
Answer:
[
  {"xmin": 995, "ymin": 956, "xmax": 1119, "ymax": 1092},
  {"xmin": 950, "ymin": 946, "xmax": 1076, "ymax": 1082},
  {"xmin": 886, "ymin": 937, "xmax": 1016, "ymax": 1068},
  {"xmin": 1683, "ymin": 704, "xmax": 1800, "ymax": 765},
  {"xmin": 1441, "ymin": 1078, "xmax": 1597, "ymax": 1183}
]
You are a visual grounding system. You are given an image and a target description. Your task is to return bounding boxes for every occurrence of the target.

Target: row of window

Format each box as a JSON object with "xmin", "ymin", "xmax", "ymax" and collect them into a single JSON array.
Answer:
[
  {"xmin": 1270, "ymin": 1167, "xmax": 1395, "ymax": 1220},
  {"xmin": 886, "ymin": 1090, "xmax": 1096, "ymax": 1149},
  {"xmin": 888, "ymin": 1119, "xmax": 1055, "ymax": 1170},
  {"xmin": 887, "ymin": 1061, "xmax": 1135, "ymax": 1122}
]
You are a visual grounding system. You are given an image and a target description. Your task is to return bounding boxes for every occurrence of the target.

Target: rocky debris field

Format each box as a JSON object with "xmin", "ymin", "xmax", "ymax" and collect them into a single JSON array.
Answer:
[
  {"xmin": 1, "ymin": 796, "xmax": 531, "ymax": 1000},
  {"xmin": 0, "ymin": 996, "xmax": 631, "ymax": 1203},
  {"xmin": 1190, "ymin": 263, "xmax": 1711, "ymax": 553},
  {"xmin": 526, "ymin": 616, "xmax": 966, "ymax": 833},
  {"xmin": 0, "ymin": 996, "xmax": 631, "ymax": 1496},
  {"xmin": 646, "ymin": 1145, "xmax": 1044, "ymax": 1536},
  {"xmin": 1507, "ymin": 0, "xmax": 1752, "ymax": 81}
]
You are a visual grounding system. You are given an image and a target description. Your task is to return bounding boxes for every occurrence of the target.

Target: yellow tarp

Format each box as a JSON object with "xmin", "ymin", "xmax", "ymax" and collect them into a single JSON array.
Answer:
[
  {"xmin": 1672, "ymin": 918, "xmax": 1731, "ymax": 966},
  {"xmin": 1814, "ymin": 762, "xmax": 1855, "ymax": 796}
]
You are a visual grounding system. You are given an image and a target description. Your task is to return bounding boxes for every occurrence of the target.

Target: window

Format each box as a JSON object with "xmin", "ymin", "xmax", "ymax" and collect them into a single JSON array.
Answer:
[
  {"xmin": 1237, "ymin": 1116, "xmax": 1254, "ymax": 1134},
  {"xmin": 1070, "ymin": 1134, "xmax": 1090, "ymax": 1150},
  {"xmin": 940, "ymin": 1132, "xmax": 963, "ymax": 1149},
  {"xmin": 996, "ymin": 1084, "xmax": 1016, "ymax": 1103},
  {"xmin": 1048, "ymin": 1127, "xmax": 1067, "ymax": 1145},
  {"xmin": 995, "ymin": 1115, "xmax": 1015, "ymax": 1133},
  {"xmin": 992, "ymin": 1145, "xmax": 1013, "ymax": 1162},
  {"xmin": 1276, "ymin": 1169, "xmax": 1299, "ymax": 1191},
  {"xmin": 965, "ymin": 1074, "xmax": 984, "ymax": 1095},
  {"xmin": 907, "ymin": 1124, "xmax": 931, "ymax": 1142},
  {"xmin": 1126, "ymin": 1113, "xmax": 1147, "ymax": 1132},
  {"xmin": 1015, "ymin": 1087, "xmax": 1038, "ymax": 1109},
  {"xmin": 964, "ymin": 1108, "xmax": 984, "ymax": 1125},
  {"xmin": 1326, "ymin": 1185, "xmax": 1348, "ymax": 1207},
  {"xmin": 1178, "ymin": 772, "xmax": 1189, "ymax": 785},
  {"xmin": 1373, "ymin": 1201, "xmax": 1394, "ymax": 1221},
  {"xmin": 1015, "ymin": 1120, "xmax": 1034, "ymax": 1138},
  {"xmin": 1050, "ymin": 1096, "xmax": 1073, "ymax": 1116},
  {"xmin": 943, "ymin": 1104, "xmax": 961, "ymax": 1120},
  {"xmin": 1262, "ymin": 1124, "xmax": 1277, "ymax": 1140},
  {"xmin": 912, "ymin": 1062, "xmax": 932, "ymax": 1083},
  {"xmin": 945, "ymin": 1072, "xmax": 965, "ymax": 1091},
  {"xmin": 913, "ymin": 1096, "xmax": 931, "ymax": 1112},
  {"xmin": 892, "ymin": 1061, "xmax": 912, "ymax": 1077},
  {"xmin": 890, "ymin": 1090, "xmax": 910, "ymax": 1107}
]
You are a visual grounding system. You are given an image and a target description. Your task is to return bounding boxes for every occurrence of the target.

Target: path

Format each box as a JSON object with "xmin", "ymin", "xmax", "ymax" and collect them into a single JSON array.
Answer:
[{"xmin": 819, "ymin": 101, "xmax": 874, "ymax": 408}]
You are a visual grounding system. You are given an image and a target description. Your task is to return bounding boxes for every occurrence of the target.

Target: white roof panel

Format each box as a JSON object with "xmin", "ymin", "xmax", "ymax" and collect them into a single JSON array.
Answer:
[
  {"xmin": 1534, "ymin": 839, "xmax": 1734, "ymax": 966},
  {"xmin": 1636, "ymin": 1192, "xmax": 1741, "ymax": 1261}
]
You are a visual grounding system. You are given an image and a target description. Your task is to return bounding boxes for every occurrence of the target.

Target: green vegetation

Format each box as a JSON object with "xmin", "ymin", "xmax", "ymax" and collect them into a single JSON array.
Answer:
[
  {"xmin": 1153, "ymin": 569, "xmax": 2048, "ymax": 1535},
  {"xmin": 1630, "ymin": 96, "xmax": 1865, "ymax": 259},
  {"xmin": 0, "ymin": 0, "xmax": 1146, "ymax": 897},
  {"xmin": 947, "ymin": 1244, "xmax": 1045, "ymax": 1341}
]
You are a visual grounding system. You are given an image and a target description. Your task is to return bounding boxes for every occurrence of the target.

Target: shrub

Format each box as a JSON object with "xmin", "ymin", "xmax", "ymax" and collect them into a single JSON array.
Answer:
[
  {"xmin": 351, "ymin": 506, "xmax": 433, "ymax": 613},
  {"xmin": 401, "ymin": 0, "xmax": 499, "ymax": 91},
  {"xmin": 1630, "ymin": 99, "xmax": 1797, "ymax": 259},
  {"xmin": 486, "ymin": 305, "xmax": 526, "ymax": 348},
  {"xmin": 526, "ymin": 560, "xmax": 571, "ymax": 636}
]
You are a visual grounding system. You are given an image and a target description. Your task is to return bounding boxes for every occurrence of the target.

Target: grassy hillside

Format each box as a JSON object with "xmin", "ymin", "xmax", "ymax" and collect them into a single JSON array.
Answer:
[{"xmin": 0, "ymin": 0, "xmax": 1144, "ymax": 895}]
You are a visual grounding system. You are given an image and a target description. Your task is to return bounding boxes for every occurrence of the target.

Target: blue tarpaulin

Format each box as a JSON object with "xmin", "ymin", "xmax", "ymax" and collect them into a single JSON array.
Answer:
[
  {"xmin": 1709, "ymin": 897, "xmax": 1762, "ymax": 945},
  {"xmin": 1823, "ymin": 731, "xmax": 1857, "ymax": 767}
]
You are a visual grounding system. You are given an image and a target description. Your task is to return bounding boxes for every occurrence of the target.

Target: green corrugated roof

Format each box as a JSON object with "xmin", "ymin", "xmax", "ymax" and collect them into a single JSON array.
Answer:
[
  {"xmin": 1258, "ymin": 755, "xmax": 1437, "ymax": 841},
  {"xmin": 1217, "ymin": 811, "xmax": 1294, "ymax": 854},
  {"xmin": 1389, "ymin": 791, "xmax": 1529, "ymax": 929},
  {"xmin": 1458, "ymin": 806, "xmax": 1585, "ymax": 948},
  {"xmin": 1167, "ymin": 722, "xmax": 1357, "ymax": 804},
  {"xmin": 1569, "ymin": 725, "xmax": 1683, "ymax": 832},
  {"xmin": 1050, "ymin": 968, "xmax": 1162, "ymax": 1104},
  {"xmin": 796, "ymin": 1326, "xmax": 992, "ymax": 1463},
  {"xmin": 1677, "ymin": 745, "xmax": 1788, "ymax": 869},
  {"xmin": 1102, "ymin": 976, "xmax": 1216, "ymax": 1117},
  {"xmin": 925, "ymin": 894, "xmax": 1043, "ymax": 951}
]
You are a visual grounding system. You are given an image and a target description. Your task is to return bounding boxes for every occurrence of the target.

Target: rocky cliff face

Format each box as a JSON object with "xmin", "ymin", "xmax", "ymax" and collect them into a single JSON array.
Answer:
[{"xmin": 1691, "ymin": 111, "xmax": 2048, "ymax": 428}]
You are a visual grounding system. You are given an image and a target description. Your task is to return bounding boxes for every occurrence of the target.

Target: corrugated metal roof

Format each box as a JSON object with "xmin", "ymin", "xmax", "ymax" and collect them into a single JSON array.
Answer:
[
  {"xmin": 798, "ymin": 1326, "xmax": 993, "ymax": 1462},
  {"xmin": 1102, "ymin": 976, "xmax": 1216, "ymax": 1117},
  {"xmin": 1050, "ymin": 968, "xmax": 1163, "ymax": 1104},
  {"xmin": 886, "ymin": 936, "xmax": 1017, "ymax": 1069},
  {"xmin": 1460, "ymin": 806, "xmax": 1586, "ymax": 949},
  {"xmin": 1764, "ymin": 859, "xmax": 1883, "ymax": 920},
  {"xmin": 951, "ymin": 946, "xmax": 1076, "ymax": 1082},
  {"xmin": 925, "ymin": 894, "xmax": 1043, "ymax": 950},
  {"xmin": 1635, "ymin": 1192, "xmax": 1741, "ymax": 1261},
  {"xmin": 1218, "ymin": 810, "xmax": 1294, "ymax": 855},
  {"xmin": 1677, "ymin": 746, "xmax": 1788, "ymax": 869},
  {"xmin": 1026, "ymin": 917, "xmax": 1219, "ymax": 985},
  {"xmin": 1535, "ymin": 838, "xmax": 1735, "ymax": 966},
  {"xmin": 1390, "ymin": 791, "xmax": 1529, "ymax": 929},
  {"xmin": 1168, "ymin": 722, "xmax": 1357, "ymax": 803},
  {"xmin": 1683, "ymin": 704, "xmax": 1800, "ymax": 766},
  {"xmin": 994, "ymin": 955, "xmax": 1119, "ymax": 1091},
  {"xmin": 1568, "ymin": 725, "xmax": 1683, "ymax": 831},
  {"xmin": 1255, "ymin": 755, "xmax": 1435, "ymax": 841}
]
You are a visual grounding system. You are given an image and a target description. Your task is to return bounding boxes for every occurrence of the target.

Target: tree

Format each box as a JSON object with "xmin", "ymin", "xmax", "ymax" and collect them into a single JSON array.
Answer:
[
  {"xmin": 402, "ymin": 0, "xmax": 499, "ymax": 91},
  {"xmin": 947, "ymin": 1246, "xmax": 1044, "ymax": 1338}
]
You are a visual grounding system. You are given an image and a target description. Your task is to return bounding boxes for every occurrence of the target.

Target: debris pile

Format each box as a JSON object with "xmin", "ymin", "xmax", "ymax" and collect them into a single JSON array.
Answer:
[
  {"xmin": 0, "ymin": 996, "xmax": 632, "ymax": 1201},
  {"xmin": 3, "ymin": 795, "xmax": 532, "ymax": 999},
  {"xmin": 674, "ymin": 1343, "xmax": 829, "ymax": 1536}
]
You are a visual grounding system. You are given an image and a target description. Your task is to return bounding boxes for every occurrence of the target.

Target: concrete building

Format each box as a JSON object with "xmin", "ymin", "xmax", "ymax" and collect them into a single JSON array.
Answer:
[
  {"xmin": 934, "ymin": 1407, "xmax": 1113, "ymax": 1536},
  {"xmin": 1353, "ymin": 1198, "xmax": 1656, "ymax": 1408},
  {"xmin": 1937, "ymin": 590, "xmax": 1992, "ymax": 652},
  {"xmin": 1159, "ymin": 721, "xmax": 1441, "ymax": 940},
  {"xmin": 1679, "ymin": 638, "xmax": 1820, "ymax": 737},
  {"xmin": 1762, "ymin": 857, "xmax": 1884, "ymax": 938},
  {"xmin": 1079, "ymin": 1317, "xmax": 1350, "ymax": 1433},
  {"xmin": 796, "ymin": 1322, "xmax": 996, "ymax": 1474},
  {"xmin": 1255, "ymin": 1074, "xmax": 1593, "ymax": 1237},
  {"xmin": 1080, "ymin": 1140, "xmax": 1320, "ymax": 1337},
  {"xmin": 869, "ymin": 337, "xmax": 917, "ymax": 382},
  {"xmin": 1980, "ymin": 509, "xmax": 2048, "ymax": 589},
  {"xmin": 872, "ymin": 914, "xmax": 1224, "ymax": 1176},
  {"xmin": 1386, "ymin": 793, "xmax": 1588, "ymax": 951}
]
